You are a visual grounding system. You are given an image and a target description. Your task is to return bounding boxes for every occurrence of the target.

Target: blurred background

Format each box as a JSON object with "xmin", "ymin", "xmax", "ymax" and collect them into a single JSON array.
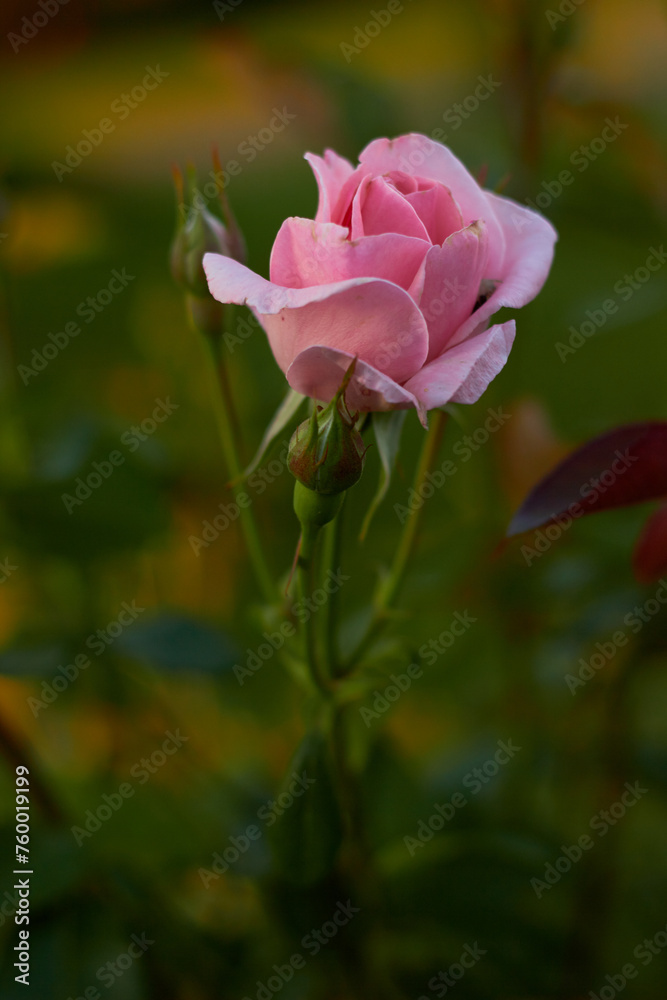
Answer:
[{"xmin": 1, "ymin": 0, "xmax": 666, "ymax": 996}]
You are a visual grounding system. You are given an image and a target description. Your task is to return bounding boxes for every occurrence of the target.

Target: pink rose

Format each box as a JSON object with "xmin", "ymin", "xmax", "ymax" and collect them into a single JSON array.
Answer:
[{"xmin": 204, "ymin": 133, "xmax": 557, "ymax": 425}]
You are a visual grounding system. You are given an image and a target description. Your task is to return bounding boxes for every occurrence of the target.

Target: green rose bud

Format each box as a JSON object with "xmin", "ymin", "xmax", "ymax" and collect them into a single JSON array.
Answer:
[
  {"xmin": 288, "ymin": 369, "xmax": 366, "ymax": 497},
  {"xmin": 170, "ymin": 164, "xmax": 239, "ymax": 300}
]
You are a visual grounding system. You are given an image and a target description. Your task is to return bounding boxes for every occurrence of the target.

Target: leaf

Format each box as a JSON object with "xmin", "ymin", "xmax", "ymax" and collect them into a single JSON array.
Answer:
[
  {"xmin": 269, "ymin": 730, "xmax": 343, "ymax": 885},
  {"xmin": 508, "ymin": 422, "xmax": 667, "ymax": 536},
  {"xmin": 116, "ymin": 612, "xmax": 238, "ymax": 673},
  {"xmin": 232, "ymin": 388, "xmax": 306, "ymax": 485},
  {"xmin": 0, "ymin": 644, "xmax": 67, "ymax": 676},
  {"xmin": 360, "ymin": 410, "xmax": 407, "ymax": 540},
  {"xmin": 633, "ymin": 501, "xmax": 667, "ymax": 584}
]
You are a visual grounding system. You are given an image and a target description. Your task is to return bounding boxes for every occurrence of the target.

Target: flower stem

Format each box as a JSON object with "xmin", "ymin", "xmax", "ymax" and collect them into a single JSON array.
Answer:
[
  {"xmin": 320, "ymin": 499, "xmax": 345, "ymax": 678},
  {"xmin": 344, "ymin": 408, "xmax": 448, "ymax": 671},
  {"xmin": 297, "ymin": 523, "xmax": 335, "ymax": 696},
  {"xmin": 200, "ymin": 330, "xmax": 275, "ymax": 604}
]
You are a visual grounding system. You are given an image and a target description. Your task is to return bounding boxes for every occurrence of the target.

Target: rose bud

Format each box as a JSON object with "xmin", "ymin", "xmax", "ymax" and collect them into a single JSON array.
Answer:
[
  {"xmin": 170, "ymin": 159, "xmax": 246, "ymax": 340},
  {"xmin": 170, "ymin": 165, "xmax": 235, "ymax": 299},
  {"xmin": 288, "ymin": 366, "xmax": 366, "ymax": 496},
  {"xmin": 289, "ymin": 364, "xmax": 367, "ymax": 532}
]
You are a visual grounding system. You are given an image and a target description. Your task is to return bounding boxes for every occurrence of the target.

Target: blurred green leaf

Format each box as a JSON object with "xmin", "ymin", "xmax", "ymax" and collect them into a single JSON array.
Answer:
[{"xmin": 116, "ymin": 612, "xmax": 239, "ymax": 673}]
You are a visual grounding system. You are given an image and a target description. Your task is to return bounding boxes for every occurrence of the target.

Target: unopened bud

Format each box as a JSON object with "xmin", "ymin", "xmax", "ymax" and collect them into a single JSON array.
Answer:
[
  {"xmin": 288, "ymin": 363, "xmax": 366, "ymax": 497},
  {"xmin": 170, "ymin": 157, "xmax": 246, "ymax": 317}
]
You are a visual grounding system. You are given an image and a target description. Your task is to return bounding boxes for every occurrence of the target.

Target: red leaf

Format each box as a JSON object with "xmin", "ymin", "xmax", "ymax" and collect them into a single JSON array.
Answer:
[
  {"xmin": 508, "ymin": 422, "xmax": 667, "ymax": 536},
  {"xmin": 633, "ymin": 502, "xmax": 667, "ymax": 584}
]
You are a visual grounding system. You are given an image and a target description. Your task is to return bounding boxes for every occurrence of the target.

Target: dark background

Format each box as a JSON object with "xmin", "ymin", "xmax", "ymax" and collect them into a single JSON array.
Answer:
[{"xmin": 0, "ymin": 0, "xmax": 666, "ymax": 996}]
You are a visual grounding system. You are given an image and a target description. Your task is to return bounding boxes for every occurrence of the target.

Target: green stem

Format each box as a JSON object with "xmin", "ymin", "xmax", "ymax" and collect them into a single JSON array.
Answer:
[
  {"xmin": 344, "ymin": 409, "xmax": 448, "ymax": 671},
  {"xmin": 297, "ymin": 523, "xmax": 335, "ymax": 696},
  {"xmin": 320, "ymin": 499, "xmax": 345, "ymax": 678},
  {"xmin": 200, "ymin": 332, "xmax": 275, "ymax": 604}
]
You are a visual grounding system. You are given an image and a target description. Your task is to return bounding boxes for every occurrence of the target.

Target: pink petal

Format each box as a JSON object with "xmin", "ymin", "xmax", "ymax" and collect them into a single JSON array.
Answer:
[
  {"xmin": 286, "ymin": 345, "xmax": 426, "ymax": 425},
  {"xmin": 447, "ymin": 192, "xmax": 557, "ymax": 348},
  {"xmin": 633, "ymin": 502, "xmax": 667, "ymax": 584},
  {"xmin": 403, "ymin": 321, "xmax": 515, "ymax": 409},
  {"xmin": 331, "ymin": 164, "xmax": 372, "ymax": 227},
  {"xmin": 404, "ymin": 183, "xmax": 463, "ymax": 245},
  {"xmin": 351, "ymin": 175, "xmax": 430, "ymax": 241},
  {"xmin": 386, "ymin": 171, "xmax": 419, "ymax": 195},
  {"xmin": 203, "ymin": 253, "xmax": 429, "ymax": 383},
  {"xmin": 304, "ymin": 149, "xmax": 355, "ymax": 223},
  {"xmin": 269, "ymin": 217, "xmax": 429, "ymax": 292},
  {"xmin": 359, "ymin": 134, "xmax": 506, "ymax": 273},
  {"xmin": 417, "ymin": 221, "xmax": 489, "ymax": 362}
]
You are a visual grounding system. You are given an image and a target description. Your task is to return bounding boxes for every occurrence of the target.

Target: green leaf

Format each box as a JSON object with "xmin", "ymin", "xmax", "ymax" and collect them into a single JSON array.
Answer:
[
  {"xmin": 360, "ymin": 410, "xmax": 407, "ymax": 540},
  {"xmin": 0, "ymin": 643, "xmax": 67, "ymax": 676},
  {"xmin": 269, "ymin": 730, "xmax": 343, "ymax": 885},
  {"xmin": 233, "ymin": 387, "xmax": 306, "ymax": 485},
  {"xmin": 116, "ymin": 612, "xmax": 239, "ymax": 673}
]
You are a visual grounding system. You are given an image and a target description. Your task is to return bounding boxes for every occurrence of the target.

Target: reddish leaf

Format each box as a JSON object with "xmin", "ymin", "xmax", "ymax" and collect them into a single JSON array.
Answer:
[
  {"xmin": 508, "ymin": 422, "xmax": 667, "ymax": 536},
  {"xmin": 633, "ymin": 502, "xmax": 667, "ymax": 584}
]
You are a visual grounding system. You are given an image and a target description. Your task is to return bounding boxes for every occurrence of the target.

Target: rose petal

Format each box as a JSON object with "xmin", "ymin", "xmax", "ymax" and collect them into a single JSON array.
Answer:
[
  {"xmin": 351, "ymin": 175, "xmax": 430, "ymax": 241},
  {"xmin": 417, "ymin": 220, "xmax": 489, "ymax": 362},
  {"xmin": 270, "ymin": 217, "xmax": 429, "ymax": 292},
  {"xmin": 403, "ymin": 320, "xmax": 515, "ymax": 408},
  {"xmin": 446, "ymin": 191, "xmax": 558, "ymax": 348},
  {"xmin": 386, "ymin": 171, "xmax": 419, "ymax": 195},
  {"xmin": 330, "ymin": 164, "xmax": 372, "ymax": 227},
  {"xmin": 404, "ymin": 182, "xmax": 463, "ymax": 245},
  {"xmin": 304, "ymin": 149, "xmax": 355, "ymax": 223},
  {"xmin": 203, "ymin": 253, "xmax": 429, "ymax": 382},
  {"xmin": 286, "ymin": 345, "xmax": 426, "ymax": 426},
  {"xmin": 359, "ymin": 134, "xmax": 506, "ymax": 272}
]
